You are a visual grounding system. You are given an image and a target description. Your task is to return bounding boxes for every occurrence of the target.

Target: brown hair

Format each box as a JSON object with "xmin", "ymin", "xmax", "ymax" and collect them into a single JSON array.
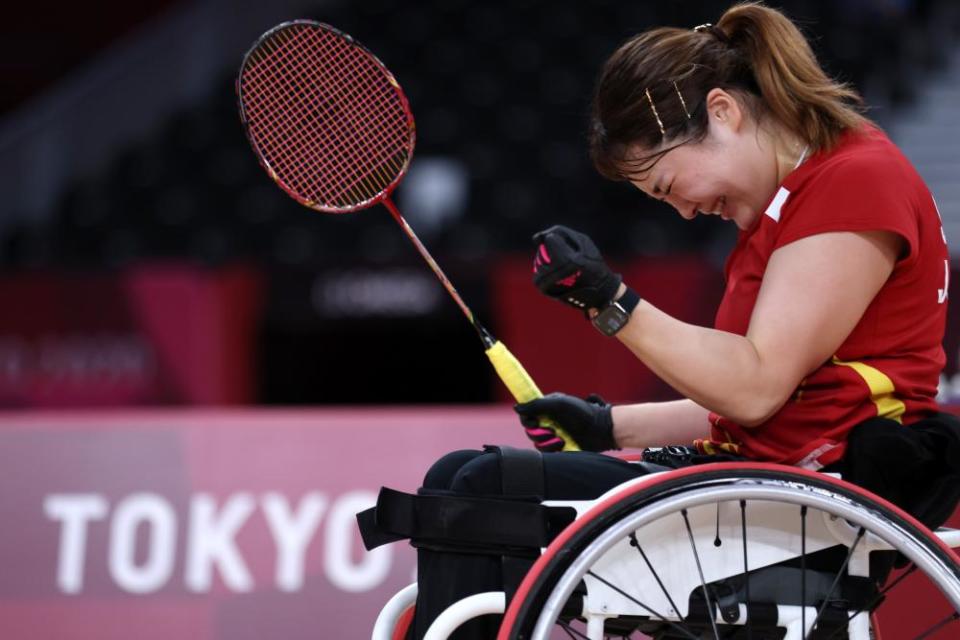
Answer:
[{"xmin": 590, "ymin": 2, "xmax": 870, "ymax": 180}]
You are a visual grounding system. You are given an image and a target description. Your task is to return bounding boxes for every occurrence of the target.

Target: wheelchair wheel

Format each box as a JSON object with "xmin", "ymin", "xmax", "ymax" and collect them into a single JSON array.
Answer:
[{"xmin": 498, "ymin": 463, "xmax": 960, "ymax": 640}]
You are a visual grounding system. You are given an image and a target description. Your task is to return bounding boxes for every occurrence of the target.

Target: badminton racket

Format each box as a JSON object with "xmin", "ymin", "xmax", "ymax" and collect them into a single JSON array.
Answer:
[{"xmin": 236, "ymin": 20, "xmax": 579, "ymax": 451}]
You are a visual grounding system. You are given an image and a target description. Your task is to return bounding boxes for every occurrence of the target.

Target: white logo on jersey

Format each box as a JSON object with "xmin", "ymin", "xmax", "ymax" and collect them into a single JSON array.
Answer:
[
  {"xmin": 933, "ymin": 197, "xmax": 947, "ymax": 245},
  {"xmin": 939, "ymin": 259, "xmax": 950, "ymax": 304},
  {"xmin": 764, "ymin": 187, "xmax": 790, "ymax": 223},
  {"xmin": 932, "ymin": 197, "xmax": 949, "ymax": 304}
]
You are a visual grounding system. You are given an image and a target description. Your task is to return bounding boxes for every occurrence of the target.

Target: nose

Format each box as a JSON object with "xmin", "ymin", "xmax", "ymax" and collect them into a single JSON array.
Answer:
[{"xmin": 664, "ymin": 194, "xmax": 698, "ymax": 220}]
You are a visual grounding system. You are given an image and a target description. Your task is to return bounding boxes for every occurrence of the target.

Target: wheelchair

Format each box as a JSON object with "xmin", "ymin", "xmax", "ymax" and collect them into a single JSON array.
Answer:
[{"xmin": 372, "ymin": 462, "xmax": 960, "ymax": 640}]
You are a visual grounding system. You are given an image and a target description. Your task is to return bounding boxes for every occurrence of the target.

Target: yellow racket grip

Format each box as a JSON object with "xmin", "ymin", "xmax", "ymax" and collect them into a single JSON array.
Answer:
[{"xmin": 485, "ymin": 340, "xmax": 581, "ymax": 452}]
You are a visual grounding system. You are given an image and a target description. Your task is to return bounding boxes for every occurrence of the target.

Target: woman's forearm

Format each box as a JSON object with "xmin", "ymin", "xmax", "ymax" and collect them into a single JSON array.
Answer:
[{"xmin": 611, "ymin": 399, "xmax": 712, "ymax": 449}]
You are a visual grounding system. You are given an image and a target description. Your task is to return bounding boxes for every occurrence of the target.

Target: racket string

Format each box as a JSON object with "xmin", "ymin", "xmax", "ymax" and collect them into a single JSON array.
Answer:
[
  {"xmin": 278, "ymin": 32, "xmax": 391, "ymax": 195},
  {"xmin": 247, "ymin": 31, "xmax": 373, "ymax": 199},
  {"xmin": 248, "ymin": 27, "xmax": 360, "ymax": 174},
  {"xmin": 240, "ymin": 23, "xmax": 413, "ymax": 209},
  {"xmin": 245, "ymin": 40, "xmax": 386, "ymax": 201}
]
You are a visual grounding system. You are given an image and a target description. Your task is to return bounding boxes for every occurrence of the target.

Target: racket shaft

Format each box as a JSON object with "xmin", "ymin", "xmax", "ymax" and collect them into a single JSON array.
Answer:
[
  {"xmin": 380, "ymin": 198, "xmax": 575, "ymax": 451},
  {"xmin": 485, "ymin": 341, "xmax": 581, "ymax": 452},
  {"xmin": 382, "ymin": 198, "xmax": 477, "ymax": 326}
]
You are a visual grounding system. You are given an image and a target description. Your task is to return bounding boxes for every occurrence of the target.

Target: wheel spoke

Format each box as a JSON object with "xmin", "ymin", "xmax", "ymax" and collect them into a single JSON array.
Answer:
[
  {"xmin": 557, "ymin": 619, "xmax": 591, "ymax": 639},
  {"xmin": 681, "ymin": 508, "xmax": 721, "ymax": 640},
  {"xmin": 585, "ymin": 569, "xmax": 701, "ymax": 640},
  {"xmin": 913, "ymin": 611, "xmax": 960, "ymax": 639},
  {"xmin": 803, "ymin": 526, "xmax": 866, "ymax": 640},
  {"xmin": 714, "ymin": 502, "xmax": 722, "ymax": 547},
  {"xmin": 801, "ymin": 505, "xmax": 808, "ymax": 638},
  {"xmin": 878, "ymin": 562, "xmax": 918, "ymax": 596},
  {"xmin": 629, "ymin": 531, "xmax": 682, "ymax": 619},
  {"xmin": 824, "ymin": 564, "xmax": 920, "ymax": 640},
  {"xmin": 741, "ymin": 500, "xmax": 752, "ymax": 640}
]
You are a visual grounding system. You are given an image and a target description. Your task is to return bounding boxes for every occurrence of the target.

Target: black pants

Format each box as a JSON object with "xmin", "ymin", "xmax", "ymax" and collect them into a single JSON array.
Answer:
[{"xmin": 409, "ymin": 449, "xmax": 657, "ymax": 640}]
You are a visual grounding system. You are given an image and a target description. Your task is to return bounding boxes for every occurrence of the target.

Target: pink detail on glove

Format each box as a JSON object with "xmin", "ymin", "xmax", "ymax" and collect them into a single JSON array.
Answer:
[
  {"xmin": 532, "ymin": 244, "xmax": 552, "ymax": 273},
  {"xmin": 556, "ymin": 270, "xmax": 581, "ymax": 287},
  {"xmin": 525, "ymin": 427, "xmax": 557, "ymax": 438},
  {"xmin": 536, "ymin": 436, "xmax": 564, "ymax": 450}
]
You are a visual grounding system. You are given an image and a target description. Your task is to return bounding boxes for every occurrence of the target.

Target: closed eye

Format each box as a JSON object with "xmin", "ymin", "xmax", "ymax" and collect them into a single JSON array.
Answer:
[{"xmin": 651, "ymin": 180, "xmax": 673, "ymax": 202}]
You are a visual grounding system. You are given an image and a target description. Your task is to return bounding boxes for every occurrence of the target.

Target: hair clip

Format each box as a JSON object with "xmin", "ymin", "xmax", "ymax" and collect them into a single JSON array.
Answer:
[
  {"xmin": 694, "ymin": 22, "xmax": 730, "ymax": 44},
  {"xmin": 645, "ymin": 88, "xmax": 666, "ymax": 136},
  {"xmin": 673, "ymin": 81, "xmax": 691, "ymax": 120}
]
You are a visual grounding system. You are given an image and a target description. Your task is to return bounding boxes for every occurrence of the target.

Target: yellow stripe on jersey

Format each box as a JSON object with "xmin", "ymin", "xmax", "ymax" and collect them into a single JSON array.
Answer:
[
  {"xmin": 716, "ymin": 442, "xmax": 741, "ymax": 454},
  {"xmin": 696, "ymin": 437, "xmax": 741, "ymax": 456},
  {"xmin": 831, "ymin": 356, "xmax": 906, "ymax": 423},
  {"xmin": 717, "ymin": 427, "xmax": 742, "ymax": 454}
]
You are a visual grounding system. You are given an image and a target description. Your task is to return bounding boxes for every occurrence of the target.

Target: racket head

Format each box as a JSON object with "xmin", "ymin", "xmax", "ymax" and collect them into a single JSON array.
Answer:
[{"xmin": 237, "ymin": 20, "xmax": 416, "ymax": 213}]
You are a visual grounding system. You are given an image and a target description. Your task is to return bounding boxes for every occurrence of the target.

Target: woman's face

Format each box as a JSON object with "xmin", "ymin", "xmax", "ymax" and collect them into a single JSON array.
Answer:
[{"xmin": 627, "ymin": 90, "xmax": 783, "ymax": 231}]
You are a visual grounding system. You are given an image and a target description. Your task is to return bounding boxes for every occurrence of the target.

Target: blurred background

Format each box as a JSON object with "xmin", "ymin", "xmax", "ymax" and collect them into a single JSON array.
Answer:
[
  {"xmin": 0, "ymin": 1, "xmax": 959, "ymax": 638},
  {"xmin": 2, "ymin": 0, "xmax": 960, "ymax": 408}
]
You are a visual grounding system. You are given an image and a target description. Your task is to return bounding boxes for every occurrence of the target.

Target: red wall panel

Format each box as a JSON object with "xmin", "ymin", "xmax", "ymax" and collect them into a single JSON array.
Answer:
[{"xmin": 0, "ymin": 265, "xmax": 261, "ymax": 407}]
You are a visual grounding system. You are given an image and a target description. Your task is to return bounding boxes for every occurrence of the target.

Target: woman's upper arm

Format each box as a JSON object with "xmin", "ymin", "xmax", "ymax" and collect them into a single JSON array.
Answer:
[{"xmin": 745, "ymin": 230, "xmax": 903, "ymax": 417}]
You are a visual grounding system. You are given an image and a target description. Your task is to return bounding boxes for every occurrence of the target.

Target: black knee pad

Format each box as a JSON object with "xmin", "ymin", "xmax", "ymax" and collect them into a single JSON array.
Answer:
[
  {"xmin": 422, "ymin": 449, "xmax": 484, "ymax": 491},
  {"xmin": 450, "ymin": 451, "xmax": 503, "ymax": 495},
  {"xmin": 448, "ymin": 445, "xmax": 547, "ymax": 497}
]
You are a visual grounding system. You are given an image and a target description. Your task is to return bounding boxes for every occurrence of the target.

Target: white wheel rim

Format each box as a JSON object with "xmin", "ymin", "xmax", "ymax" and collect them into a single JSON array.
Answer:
[{"xmin": 531, "ymin": 479, "xmax": 960, "ymax": 640}]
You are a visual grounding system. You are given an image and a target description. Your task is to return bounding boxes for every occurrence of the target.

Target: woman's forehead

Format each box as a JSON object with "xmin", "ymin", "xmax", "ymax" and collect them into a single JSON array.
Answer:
[
  {"xmin": 620, "ymin": 146, "xmax": 666, "ymax": 185},
  {"xmin": 623, "ymin": 137, "xmax": 694, "ymax": 175},
  {"xmin": 623, "ymin": 144, "xmax": 680, "ymax": 184},
  {"xmin": 626, "ymin": 168, "xmax": 665, "ymax": 197}
]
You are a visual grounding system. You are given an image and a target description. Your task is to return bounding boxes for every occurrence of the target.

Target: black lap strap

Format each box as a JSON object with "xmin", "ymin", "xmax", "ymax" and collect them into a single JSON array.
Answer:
[
  {"xmin": 355, "ymin": 505, "xmax": 404, "ymax": 550},
  {"xmin": 483, "ymin": 444, "xmax": 545, "ymax": 497},
  {"xmin": 482, "ymin": 445, "xmax": 548, "ymax": 603},
  {"xmin": 356, "ymin": 487, "xmax": 575, "ymax": 553}
]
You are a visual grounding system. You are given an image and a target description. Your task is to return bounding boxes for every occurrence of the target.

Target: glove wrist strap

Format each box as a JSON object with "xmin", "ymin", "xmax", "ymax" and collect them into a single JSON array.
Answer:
[{"xmin": 614, "ymin": 286, "xmax": 641, "ymax": 314}]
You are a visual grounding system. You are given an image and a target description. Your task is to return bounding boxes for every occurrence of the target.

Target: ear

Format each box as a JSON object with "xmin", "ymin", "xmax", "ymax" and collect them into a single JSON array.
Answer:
[{"xmin": 704, "ymin": 88, "xmax": 744, "ymax": 133}]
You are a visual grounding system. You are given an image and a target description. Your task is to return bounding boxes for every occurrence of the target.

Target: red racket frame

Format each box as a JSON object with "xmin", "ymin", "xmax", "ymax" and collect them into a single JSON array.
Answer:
[{"xmin": 236, "ymin": 19, "xmax": 417, "ymax": 215}]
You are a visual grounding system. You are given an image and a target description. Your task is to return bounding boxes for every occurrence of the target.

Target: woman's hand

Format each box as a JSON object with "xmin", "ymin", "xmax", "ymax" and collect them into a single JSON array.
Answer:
[
  {"xmin": 515, "ymin": 392, "xmax": 618, "ymax": 452},
  {"xmin": 531, "ymin": 225, "xmax": 622, "ymax": 312}
]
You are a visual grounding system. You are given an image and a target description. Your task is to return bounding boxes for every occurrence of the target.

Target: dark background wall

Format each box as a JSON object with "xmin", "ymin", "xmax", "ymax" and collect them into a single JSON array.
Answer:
[{"xmin": 1, "ymin": 0, "xmax": 957, "ymax": 407}]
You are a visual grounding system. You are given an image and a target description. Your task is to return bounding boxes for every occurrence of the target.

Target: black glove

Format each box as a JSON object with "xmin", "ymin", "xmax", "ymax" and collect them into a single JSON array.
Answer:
[
  {"xmin": 514, "ymin": 392, "xmax": 618, "ymax": 452},
  {"xmin": 532, "ymin": 225, "xmax": 621, "ymax": 312}
]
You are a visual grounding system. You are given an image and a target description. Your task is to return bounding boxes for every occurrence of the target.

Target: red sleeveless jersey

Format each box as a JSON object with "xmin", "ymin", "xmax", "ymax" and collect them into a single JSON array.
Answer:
[{"xmin": 695, "ymin": 127, "xmax": 949, "ymax": 468}]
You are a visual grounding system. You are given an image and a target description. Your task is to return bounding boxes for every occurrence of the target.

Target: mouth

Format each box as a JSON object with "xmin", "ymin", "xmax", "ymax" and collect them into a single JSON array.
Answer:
[{"xmin": 701, "ymin": 196, "xmax": 728, "ymax": 218}]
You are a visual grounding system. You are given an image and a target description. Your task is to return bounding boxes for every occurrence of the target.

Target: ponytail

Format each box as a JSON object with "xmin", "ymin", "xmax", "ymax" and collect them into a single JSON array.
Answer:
[
  {"xmin": 590, "ymin": 2, "xmax": 870, "ymax": 181},
  {"xmin": 717, "ymin": 2, "xmax": 868, "ymax": 151}
]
